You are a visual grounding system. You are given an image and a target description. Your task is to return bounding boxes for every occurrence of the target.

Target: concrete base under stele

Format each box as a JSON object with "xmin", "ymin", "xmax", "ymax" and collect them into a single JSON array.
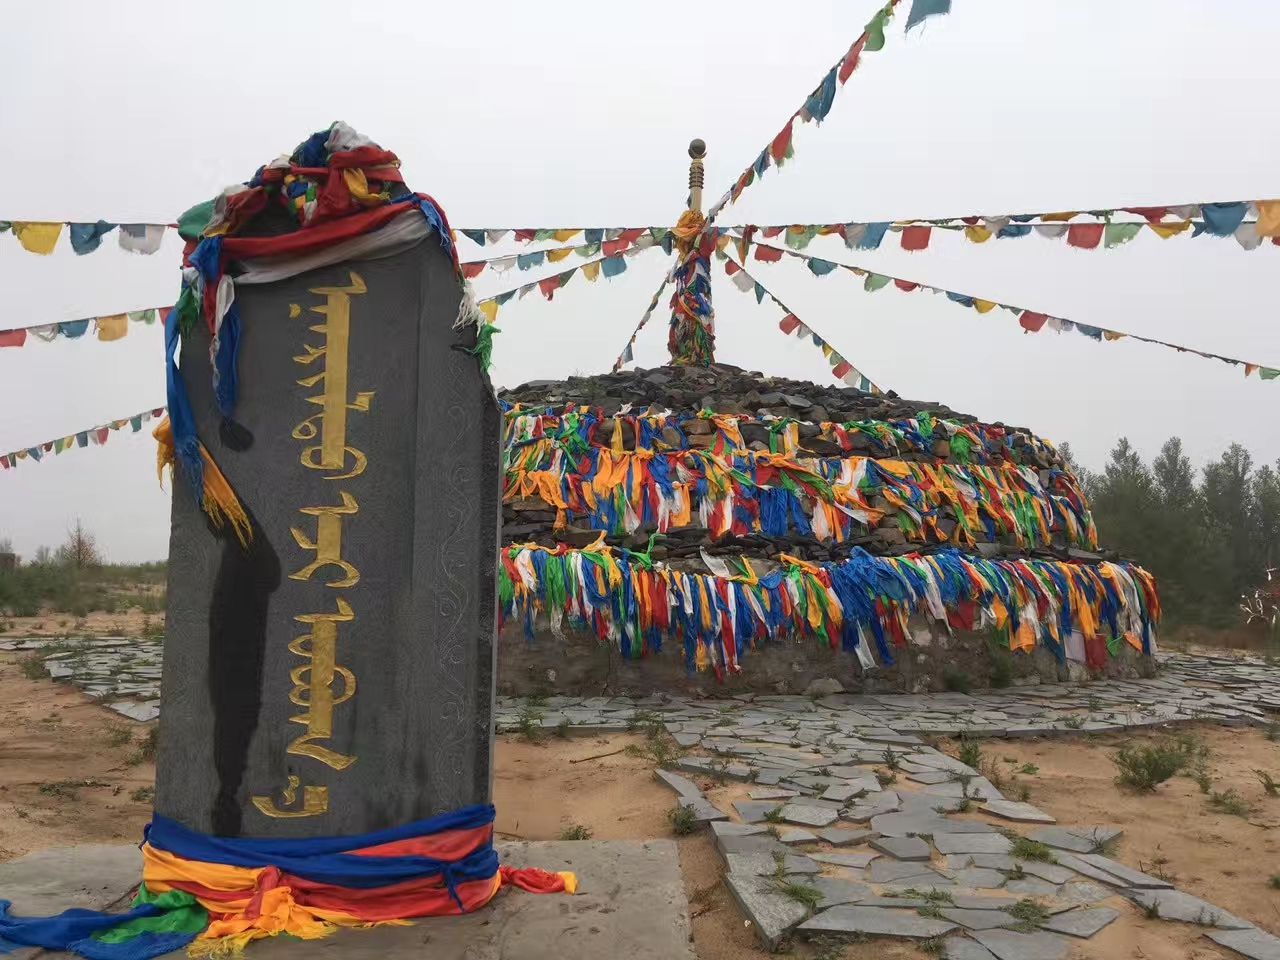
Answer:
[{"xmin": 0, "ymin": 839, "xmax": 693, "ymax": 960}]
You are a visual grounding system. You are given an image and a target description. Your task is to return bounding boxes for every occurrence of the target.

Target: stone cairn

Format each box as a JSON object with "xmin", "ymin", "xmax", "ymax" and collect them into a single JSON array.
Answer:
[{"xmin": 499, "ymin": 362, "xmax": 1105, "ymax": 575}]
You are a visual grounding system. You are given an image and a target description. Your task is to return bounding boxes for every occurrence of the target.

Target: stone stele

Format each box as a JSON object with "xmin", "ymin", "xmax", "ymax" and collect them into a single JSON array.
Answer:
[{"xmin": 155, "ymin": 217, "xmax": 500, "ymax": 838}]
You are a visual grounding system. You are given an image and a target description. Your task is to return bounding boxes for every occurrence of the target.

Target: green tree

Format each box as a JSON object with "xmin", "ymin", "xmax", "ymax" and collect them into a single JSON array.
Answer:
[
  {"xmin": 1089, "ymin": 438, "xmax": 1161, "ymax": 567},
  {"xmin": 1252, "ymin": 462, "xmax": 1280, "ymax": 573},
  {"xmin": 1201, "ymin": 444, "xmax": 1258, "ymax": 601},
  {"xmin": 1148, "ymin": 438, "xmax": 1204, "ymax": 622}
]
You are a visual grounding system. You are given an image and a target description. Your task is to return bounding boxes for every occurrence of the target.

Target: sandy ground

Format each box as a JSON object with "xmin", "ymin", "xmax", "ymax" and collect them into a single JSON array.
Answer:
[
  {"xmin": 958, "ymin": 726, "xmax": 1280, "ymax": 950},
  {"xmin": 4, "ymin": 650, "xmax": 1279, "ymax": 960},
  {"xmin": 0, "ymin": 607, "xmax": 161, "ymax": 639}
]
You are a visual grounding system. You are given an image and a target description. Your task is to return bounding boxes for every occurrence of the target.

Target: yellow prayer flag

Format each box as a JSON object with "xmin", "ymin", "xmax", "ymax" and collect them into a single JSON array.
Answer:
[
  {"xmin": 96, "ymin": 314, "xmax": 129, "ymax": 341},
  {"xmin": 973, "ymin": 299, "xmax": 997, "ymax": 314},
  {"xmin": 1040, "ymin": 211, "xmax": 1078, "ymax": 222},
  {"xmin": 13, "ymin": 221, "xmax": 62, "ymax": 255},
  {"xmin": 582, "ymin": 261, "xmax": 602, "ymax": 282},
  {"xmin": 1102, "ymin": 330, "xmax": 1126, "ymax": 342},
  {"xmin": 1257, "ymin": 200, "xmax": 1280, "ymax": 238},
  {"xmin": 546, "ymin": 247, "xmax": 573, "ymax": 263},
  {"xmin": 1149, "ymin": 220, "xmax": 1191, "ymax": 239},
  {"xmin": 479, "ymin": 300, "xmax": 499, "ymax": 324},
  {"xmin": 553, "ymin": 229, "xmax": 581, "ymax": 242},
  {"xmin": 820, "ymin": 343, "xmax": 834, "ymax": 359},
  {"xmin": 963, "ymin": 225, "xmax": 992, "ymax": 244}
]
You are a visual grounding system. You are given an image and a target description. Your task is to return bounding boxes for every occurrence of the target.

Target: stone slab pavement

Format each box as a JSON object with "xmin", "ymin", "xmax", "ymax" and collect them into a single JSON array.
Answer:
[{"xmin": 0, "ymin": 841, "xmax": 694, "ymax": 960}]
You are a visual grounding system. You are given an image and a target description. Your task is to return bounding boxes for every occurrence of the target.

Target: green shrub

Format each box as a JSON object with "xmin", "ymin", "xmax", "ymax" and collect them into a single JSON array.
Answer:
[
  {"xmin": 942, "ymin": 668, "xmax": 971, "ymax": 694},
  {"xmin": 1112, "ymin": 742, "xmax": 1192, "ymax": 791}
]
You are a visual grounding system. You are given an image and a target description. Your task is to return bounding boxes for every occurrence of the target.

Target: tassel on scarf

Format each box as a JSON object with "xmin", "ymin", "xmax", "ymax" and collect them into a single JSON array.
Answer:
[{"xmin": 154, "ymin": 418, "xmax": 253, "ymax": 548}]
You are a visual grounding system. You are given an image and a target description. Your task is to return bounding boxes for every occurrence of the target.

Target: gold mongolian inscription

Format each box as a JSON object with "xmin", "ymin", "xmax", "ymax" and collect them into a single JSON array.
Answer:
[
  {"xmin": 291, "ymin": 272, "xmax": 374, "ymax": 481},
  {"xmin": 289, "ymin": 491, "xmax": 361, "ymax": 587},
  {"xmin": 252, "ymin": 776, "xmax": 330, "ymax": 819},
  {"xmin": 256, "ymin": 272, "xmax": 373, "ymax": 820},
  {"xmin": 285, "ymin": 598, "xmax": 357, "ymax": 770}
]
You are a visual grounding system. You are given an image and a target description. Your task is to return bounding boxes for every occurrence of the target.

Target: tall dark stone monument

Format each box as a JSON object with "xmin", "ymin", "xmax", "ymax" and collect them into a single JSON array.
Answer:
[{"xmin": 155, "ymin": 153, "xmax": 500, "ymax": 838}]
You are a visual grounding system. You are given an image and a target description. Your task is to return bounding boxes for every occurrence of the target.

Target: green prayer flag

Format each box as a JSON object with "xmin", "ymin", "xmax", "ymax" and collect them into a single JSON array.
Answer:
[
  {"xmin": 176, "ymin": 200, "xmax": 215, "ymax": 241},
  {"xmin": 864, "ymin": 273, "xmax": 891, "ymax": 292},
  {"xmin": 1261, "ymin": 367, "xmax": 1280, "ymax": 381},
  {"xmin": 864, "ymin": 8, "xmax": 890, "ymax": 51},
  {"xmin": 1104, "ymin": 223, "xmax": 1142, "ymax": 248}
]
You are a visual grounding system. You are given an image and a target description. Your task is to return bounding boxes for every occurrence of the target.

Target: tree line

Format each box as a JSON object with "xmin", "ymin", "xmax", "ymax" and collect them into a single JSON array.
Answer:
[{"xmin": 1063, "ymin": 438, "xmax": 1280, "ymax": 628}]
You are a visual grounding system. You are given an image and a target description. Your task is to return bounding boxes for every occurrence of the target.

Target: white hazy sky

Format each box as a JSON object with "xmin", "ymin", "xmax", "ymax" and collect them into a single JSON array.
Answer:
[{"xmin": 1, "ymin": 0, "xmax": 1277, "ymax": 562}]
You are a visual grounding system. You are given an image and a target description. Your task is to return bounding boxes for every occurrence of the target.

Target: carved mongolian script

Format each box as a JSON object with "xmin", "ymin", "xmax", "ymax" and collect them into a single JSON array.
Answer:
[{"xmin": 253, "ymin": 273, "xmax": 372, "ymax": 820}]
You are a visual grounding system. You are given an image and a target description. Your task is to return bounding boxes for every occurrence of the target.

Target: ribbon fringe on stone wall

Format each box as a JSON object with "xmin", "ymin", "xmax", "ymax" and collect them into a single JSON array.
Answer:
[
  {"xmin": 502, "ymin": 417, "xmax": 1097, "ymax": 552},
  {"xmin": 741, "ymin": 237, "xmax": 1280, "ymax": 381},
  {"xmin": 499, "ymin": 541, "xmax": 1158, "ymax": 679}
]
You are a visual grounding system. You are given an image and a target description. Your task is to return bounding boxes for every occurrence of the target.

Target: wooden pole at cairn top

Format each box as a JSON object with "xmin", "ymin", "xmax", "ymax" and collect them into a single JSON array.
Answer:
[
  {"xmin": 687, "ymin": 138, "xmax": 706, "ymax": 214},
  {"xmin": 668, "ymin": 138, "xmax": 715, "ymax": 367}
]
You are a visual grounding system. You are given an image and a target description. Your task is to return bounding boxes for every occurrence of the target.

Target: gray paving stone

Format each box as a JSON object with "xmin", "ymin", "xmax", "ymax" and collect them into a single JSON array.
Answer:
[
  {"xmin": 810, "ymin": 851, "xmax": 880, "ymax": 869},
  {"xmin": 1128, "ymin": 889, "xmax": 1252, "ymax": 929},
  {"xmin": 946, "ymin": 853, "xmax": 1017, "ymax": 872},
  {"xmin": 940, "ymin": 907, "xmax": 1018, "ymax": 930},
  {"xmin": 868, "ymin": 859, "xmax": 945, "ymax": 883},
  {"xmin": 1052, "ymin": 853, "xmax": 1130, "ymax": 887},
  {"xmin": 971, "ymin": 928, "xmax": 1070, "ymax": 960},
  {"xmin": 871, "ymin": 813, "xmax": 995, "ymax": 837},
  {"xmin": 1075, "ymin": 853, "xmax": 1173, "ymax": 889},
  {"xmin": 1004, "ymin": 878, "xmax": 1060, "ymax": 898},
  {"xmin": 809, "ymin": 877, "xmax": 874, "ymax": 908},
  {"xmin": 676, "ymin": 796, "xmax": 727, "ymax": 823},
  {"xmin": 942, "ymin": 938, "xmax": 999, "ymax": 960},
  {"xmin": 951, "ymin": 894, "xmax": 1019, "ymax": 910},
  {"xmin": 734, "ymin": 800, "xmax": 784, "ymax": 823},
  {"xmin": 981, "ymin": 800, "xmax": 1055, "ymax": 824},
  {"xmin": 748, "ymin": 788, "xmax": 797, "ymax": 800},
  {"xmin": 724, "ymin": 852, "xmax": 820, "ymax": 876},
  {"xmin": 1015, "ymin": 861, "xmax": 1075, "ymax": 885},
  {"xmin": 725, "ymin": 874, "xmax": 809, "ymax": 950},
  {"xmin": 1054, "ymin": 880, "xmax": 1111, "ymax": 907},
  {"xmin": 778, "ymin": 828, "xmax": 819, "ymax": 845},
  {"xmin": 780, "ymin": 803, "xmax": 839, "ymax": 828},
  {"xmin": 817, "ymin": 827, "xmax": 875, "ymax": 846},
  {"xmin": 933, "ymin": 833, "xmax": 1013, "ymax": 856},
  {"xmin": 718, "ymin": 834, "xmax": 788, "ymax": 857},
  {"xmin": 653, "ymin": 769, "xmax": 702, "ymax": 799},
  {"xmin": 871, "ymin": 835, "xmax": 931, "ymax": 861},
  {"xmin": 908, "ymin": 769, "xmax": 958, "ymax": 785},
  {"xmin": 1208, "ymin": 927, "xmax": 1280, "ymax": 960},
  {"xmin": 799, "ymin": 905, "xmax": 958, "ymax": 939},
  {"xmin": 951, "ymin": 867, "xmax": 1009, "ymax": 889},
  {"xmin": 711, "ymin": 821, "xmax": 766, "ymax": 838},
  {"xmin": 1042, "ymin": 907, "xmax": 1120, "ymax": 938}
]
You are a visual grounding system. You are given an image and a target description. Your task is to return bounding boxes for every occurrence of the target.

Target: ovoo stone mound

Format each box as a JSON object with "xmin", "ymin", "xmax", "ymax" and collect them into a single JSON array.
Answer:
[{"xmin": 494, "ymin": 364, "xmax": 1158, "ymax": 696}]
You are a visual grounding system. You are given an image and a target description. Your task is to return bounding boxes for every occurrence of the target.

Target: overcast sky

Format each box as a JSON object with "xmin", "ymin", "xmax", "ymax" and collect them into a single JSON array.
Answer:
[{"xmin": 2, "ymin": 0, "xmax": 1277, "ymax": 562}]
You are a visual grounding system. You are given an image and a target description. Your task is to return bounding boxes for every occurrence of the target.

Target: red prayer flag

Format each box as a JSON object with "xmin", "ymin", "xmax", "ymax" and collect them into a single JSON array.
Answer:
[
  {"xmin": 894, "ymin": 279, "xmax": 918, "ymax": 292},
  {"xmin": 158, "ymin": 306, "xmax": 173, "ymax": 328},
  {"xmin": 770, "ymin": 121, "xmax": 794, "ymax": 163},
  {"xmin": 753, "ymin": 245, "xmax": 784, "ymax": 263},
  {"xmin": 0, "ymin": 328, "xmax": 28, "ymax": 348},
  {"xmin": 838, "ymin": 36, "xmax": 866, "ymax": 84},
  {"xmin": 724, "ymin": 259, "xmax": 741, "ymax": 276},
  {"xmin": 778, "ymin": 313, "xmax": 801, "ymax": 334},
  {"xmin": 832, "ymin": 360, "xmax": 853, "ymax": 379},
  {"xmin": 1019, "ymin": 311, "xmax": 1049, "ymax": 333},
  {"xmin": 0, "ymin": 455, "xmax": 9, "ymax": 470},
  {"xmin": 762, "ymin": 227, "xmax": 784, "ymax": 238},
  {"xmin": 95, "ymin": 428, "xmax": 110, "ymax": 444},
  {"xmin": 900, "ymin": 226, "xmax": 931, "ymax": 251},
  {"xmin": 538, "ymin": 276, "xmax": 560, "ymax": 300},
  {"xmin": 1066, "ymin": 223, "xmax": 1104, "ymax": 249},
  {"xmin": 514, "ymin": 230, "xmax": 536, "ymax": 242},
  {"xmin": 617, "ymin": 228, "xmax": 645, "ymax": 244},
  {"xmin": 1126, "ymin": 206, "xmax": 1170, "ymax": 223},
  {"xmin": 602, "ymin": 238, "xmax": 630, "ymax": 257},
  {"xmin": 461, "ymin": 261, "xmax": 486, "ymax": 280}
]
